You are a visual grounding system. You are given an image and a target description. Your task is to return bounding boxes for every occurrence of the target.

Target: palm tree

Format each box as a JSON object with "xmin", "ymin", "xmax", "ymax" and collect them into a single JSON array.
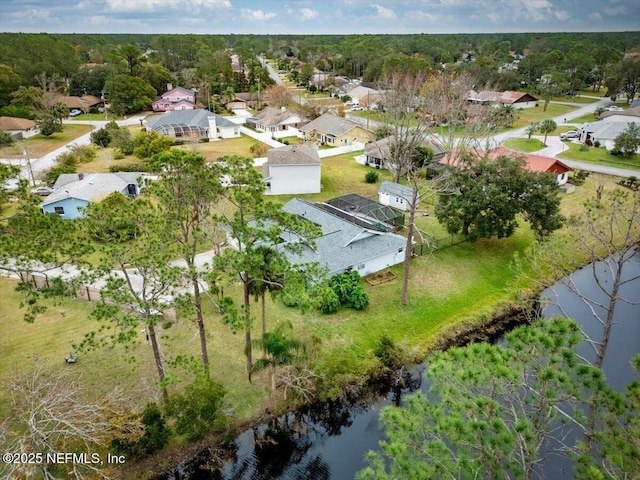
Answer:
[
  {"xmin": 250, "ymin": 322, "xmax": 304, "ymax": 394},
  {"xmin": 538, "ymin": 119, "xmax": 557, "ymax": 146},
  {"xmin": 248, "ymin": 246, "xmax": 287, "ymax": 339},
  {"xmin": 525, "ymin": 123, "xmax": 539, "ymax": 142}
]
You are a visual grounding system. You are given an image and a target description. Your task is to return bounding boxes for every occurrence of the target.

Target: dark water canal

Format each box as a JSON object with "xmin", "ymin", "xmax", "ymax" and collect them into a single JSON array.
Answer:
[{"xmin": 166, "ymin": 252, "xmax": 640, "ymax": 480}]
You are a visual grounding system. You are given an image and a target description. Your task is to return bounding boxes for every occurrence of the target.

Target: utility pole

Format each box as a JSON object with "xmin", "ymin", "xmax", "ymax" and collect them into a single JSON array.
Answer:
[{"xmin": 22, "ymin": 146, "xmax": 35, "ymax": 186}]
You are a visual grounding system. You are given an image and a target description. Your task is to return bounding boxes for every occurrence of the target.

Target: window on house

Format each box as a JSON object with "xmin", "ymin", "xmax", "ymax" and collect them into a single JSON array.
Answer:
[{"xmin": 54, "ymin": 206, "xmax": 65, "ymax": 215}]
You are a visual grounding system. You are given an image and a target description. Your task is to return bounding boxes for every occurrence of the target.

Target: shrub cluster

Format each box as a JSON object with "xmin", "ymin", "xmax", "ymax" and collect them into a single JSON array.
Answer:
[{"xmin": 365, "ymin": 170, "xmax": 379, "ymax": 183}]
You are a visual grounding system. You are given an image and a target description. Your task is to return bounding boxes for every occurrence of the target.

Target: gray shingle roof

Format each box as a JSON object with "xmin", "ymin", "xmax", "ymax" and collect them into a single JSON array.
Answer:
[
  {"xmin": 145, "ymin": 109, "xmax": 236, "ymax": 130},
  {"xmin": 300, "ymin": 113, "xmax": 361, "ymax": 137},
  {"xmin": 44, "ymin": 173, "xmax": 144, "ymax": 205},
  {"xmin": 266, "ymin": 145, "xmax": 320, "ymax": 166},
  {"xmin": 379, "ymin": 181, "xmax": 414, "ymax": 200},
  {"xmin": 281, "ymin": 198, "xmax": 406, "ymax": 276},
  {"xmin": 582, "ymin": 121, "xmax": 639, "ymax": 140},
  {"xmin": 364, "ymin": 134, "xmax": 446, "ymax": 160}
]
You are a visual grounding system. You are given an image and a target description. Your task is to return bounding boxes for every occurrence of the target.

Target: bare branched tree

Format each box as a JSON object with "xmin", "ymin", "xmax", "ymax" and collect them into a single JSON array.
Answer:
[
  {"xmin": 421, "ymin": 70, "xmax": 499, "ymax": 162},
  {"xmin": 1, "ymin": 364, "xmax": 138, "ymax": 480}
]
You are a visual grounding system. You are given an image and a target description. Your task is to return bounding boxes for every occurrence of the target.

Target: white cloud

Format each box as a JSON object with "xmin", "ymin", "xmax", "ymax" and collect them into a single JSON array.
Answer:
[
  {"xmin": 240, "ymin": 9, "xmax": 277, "ymax": 21},
  {"xmin": 488, "ymin": 12, "xmax": 501, "ymax": 22},
  {"xmin": 589, "ymin": 12, "xmax": 603, "ymax": 21},
  {"xmin": 555, "ymin": 10, "xmax": 569, "ymax": 21},
  {"xmin": 104, "ymin": 0, "xmax": 231, "ymax": 12},
  {"xmin": 370, "ymin": 4, "xmax": 397, "ymax": 20},
  {"xmin": 519, "ymin": 0, "xmax": 554, "ymax": 22},
  {"xmin": 300, "ymin": 8, "xmax": 319, "ymax": 20},
  {"xmin": 409, "ymin": 10, "xmax": 439, "ymax": 23}
]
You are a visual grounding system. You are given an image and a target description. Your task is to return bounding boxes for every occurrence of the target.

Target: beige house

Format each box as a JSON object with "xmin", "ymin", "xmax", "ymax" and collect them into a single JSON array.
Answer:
[
  {"xmin": 300, "ymin": 113, "xmax": 376, "ymax": 146},
  {"xmin": 0, "ymin": 116, "xmax": 39, "ymax": 139}
]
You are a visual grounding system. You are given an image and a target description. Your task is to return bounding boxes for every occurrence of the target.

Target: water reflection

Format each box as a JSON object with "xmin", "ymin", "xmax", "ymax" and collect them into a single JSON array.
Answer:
[{"xmin": 165, "ymin": 254, "xmax": 639, "ymax": 480}]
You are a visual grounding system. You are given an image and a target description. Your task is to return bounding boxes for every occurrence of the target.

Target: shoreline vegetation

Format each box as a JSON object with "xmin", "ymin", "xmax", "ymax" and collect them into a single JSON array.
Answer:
[{"xmin": 0, "ymin": 172, "xmax": 628, "ymax": 479}]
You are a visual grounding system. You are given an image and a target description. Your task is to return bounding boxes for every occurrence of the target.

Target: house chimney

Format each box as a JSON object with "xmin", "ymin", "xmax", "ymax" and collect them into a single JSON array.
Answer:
[
  {"xmin": 207, "ymin": 115, "xmax": 217, "ymax": 140},
  {"xmin": 167, "ymin": 83, "xmax": 173, "ymax": 91}
]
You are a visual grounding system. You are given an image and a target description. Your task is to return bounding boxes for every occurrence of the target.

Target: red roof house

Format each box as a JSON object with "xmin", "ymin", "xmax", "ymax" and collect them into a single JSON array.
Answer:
[{"xmin": 438, "ymin": 147, "xmax": 572, "ymax": 185}]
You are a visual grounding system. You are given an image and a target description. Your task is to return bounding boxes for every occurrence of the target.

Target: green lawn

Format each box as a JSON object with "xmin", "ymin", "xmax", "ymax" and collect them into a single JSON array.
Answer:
[
  {"xmin": 502, "ymin": 138, "xmax": 546, "ymax": 153},
  {"xmin": 511, "ymin": 103, "xmax": 580, "ymax": 129},
  {"xmin": 0, "ymin": 168, "xmax": 621, "ymax": 422},
  {"xmin": 558, "ymin": 143, "xmax": 640, "ymax": 172},
  {"xmin": 548, "ymin": 95, "xmax": 599, "ymax": 104},
  {"xmin": 0, "ymin": 124, "xmax": 94, "ymax": 159}
]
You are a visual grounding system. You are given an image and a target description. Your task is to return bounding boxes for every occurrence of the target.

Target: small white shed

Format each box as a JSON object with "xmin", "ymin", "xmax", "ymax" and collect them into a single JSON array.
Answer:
[{"xmin": 378, "ymin": 181, "xmax": 414, "ymax": 212}]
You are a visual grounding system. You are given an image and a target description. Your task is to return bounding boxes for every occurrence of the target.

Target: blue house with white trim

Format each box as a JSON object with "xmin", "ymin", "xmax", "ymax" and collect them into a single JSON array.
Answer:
[{"xmin": 42, "ymin": 172, "xmax": 144, "ymax": 220}]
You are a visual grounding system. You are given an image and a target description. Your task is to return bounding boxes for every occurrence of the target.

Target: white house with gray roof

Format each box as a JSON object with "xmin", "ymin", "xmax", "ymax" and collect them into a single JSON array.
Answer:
[
  {"xmin": 378, "ymin": 181, "xmax": 414, "ymax": 212},
  {"xmin": 578, "ymin": 121, "xmax": 639, "ymax": 152},
  {"xmin": 144, "ymin": 109, "xmax": 240, "ymax": 140},
  {"xmin": 42, "ymin": 172, "xmax": 144, "ymax": 219},
  {"xmin": 263, "ymin": 145, "xmax": 321, "ymax": 195},
  {"xmin": 281, "ymin": 198, "xmax": 406, "ymax": 277}
]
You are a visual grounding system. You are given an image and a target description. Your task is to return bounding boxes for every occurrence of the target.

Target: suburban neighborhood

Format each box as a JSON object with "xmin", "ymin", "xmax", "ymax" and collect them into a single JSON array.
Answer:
[{"xmin": 0, "ymin": 6, "xmax": 639, "ymax": 480}]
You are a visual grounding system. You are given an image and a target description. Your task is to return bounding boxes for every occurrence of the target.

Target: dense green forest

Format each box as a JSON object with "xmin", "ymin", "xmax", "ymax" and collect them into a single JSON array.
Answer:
[{"xmin": 0, "ymin": 31, "xmax": 639, "ymax": 116}]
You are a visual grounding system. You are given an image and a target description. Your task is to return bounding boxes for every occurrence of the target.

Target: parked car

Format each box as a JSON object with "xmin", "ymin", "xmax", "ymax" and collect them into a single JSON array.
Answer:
[
  {"xmin": 605, "ymin": 106, "xmax": 623, "ymax": 112},
  {"xmin": 560, "ymin": 131, "xmax": 579, "ymax": 140},
  {"xmin": 351, "ymin": 105, "xmax": 363, "ymax": 111},
  {"xmin": 31, "ymin": 186, "xmax": 54, "ymax": 196},
  {"xmin": 69, "ymin": 109, "xmax": 82, "ymax": 117}
]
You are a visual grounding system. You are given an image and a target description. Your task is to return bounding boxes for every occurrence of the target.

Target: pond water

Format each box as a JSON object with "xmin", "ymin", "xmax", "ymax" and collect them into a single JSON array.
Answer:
[{"xmin": 164, "ymin": 252, "xmax": 640, "ymax": 480}]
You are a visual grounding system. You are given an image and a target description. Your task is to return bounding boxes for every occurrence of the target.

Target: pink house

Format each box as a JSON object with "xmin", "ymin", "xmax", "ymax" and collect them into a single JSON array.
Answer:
[{"xmin": 152, "ymin": 85, "xmax": 196, "ymax": 112}]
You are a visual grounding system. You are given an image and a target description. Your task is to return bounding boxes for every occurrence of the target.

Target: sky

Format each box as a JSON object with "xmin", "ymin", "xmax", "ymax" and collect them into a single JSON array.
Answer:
[{"xmin": 0, "ymin": 0, "xmax": 638, "ymax": 35}]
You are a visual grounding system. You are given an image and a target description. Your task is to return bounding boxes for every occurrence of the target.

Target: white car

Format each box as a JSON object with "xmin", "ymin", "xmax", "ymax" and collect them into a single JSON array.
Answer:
[
  {"xmin": 31, "ymin": 186, "xmax": 54, "ymax": 196},
  {"xmin": 560, "ymin": 131, "xmax": 579, "ymax": 140},
  {"xmin": 69, "ymin": 109, "xmax": 82, "ymax": 117},
  {"xmin": 606, "ymin": 106, "xmax": 623, "ymax": 112}
]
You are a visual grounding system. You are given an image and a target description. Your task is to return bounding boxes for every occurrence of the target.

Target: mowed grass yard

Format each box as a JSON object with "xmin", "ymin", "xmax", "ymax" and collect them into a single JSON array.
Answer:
[
  {"xmin": 0, "ymin": 129, "xmax": 621, "ymax": 427},
  {"xmin": 76, "ymin": 133, "xmax": 269, "ymax": 173},
  {"xmin": 0, "ymin": 124, "xmax": 94, "ymax": 160}
]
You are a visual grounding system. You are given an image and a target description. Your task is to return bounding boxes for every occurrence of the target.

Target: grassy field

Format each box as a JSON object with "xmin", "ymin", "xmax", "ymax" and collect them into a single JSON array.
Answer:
[
  {"xmin": 502, "ymin": 138, "xmax": 546, "ymax": 153},
  {"xmin": 76, "ymin": 134, "xmax": 268, "ymax": 174},
  {"xmin": 0, "ymin": 124, "xmax": 94, "ymax": 159},
  {"xmin": 558, "ymin": 142, "xmax": 640, "ymax": 172},
  {"xmin": 0, "ymin": 160, "xmax": 621, "ymax": 428},
  {"xmin": 511, "ymin": 103, "xmax": 580, "ymax": 129}
]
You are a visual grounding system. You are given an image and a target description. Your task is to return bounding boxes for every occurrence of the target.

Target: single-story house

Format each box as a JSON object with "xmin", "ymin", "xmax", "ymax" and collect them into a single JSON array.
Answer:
[
  {"xmin": 344, "ymin": 85, "xmax": 379, "ymax": 106},
  {"xmin": 599, "ymin": 106, "xmax": 640, "ymax": 122},
  {"xmin": 438, "ymin": 148, "xmax": 572, "ymax": 185},
  {"xmin": 300, "ymin": 113, "xmax": 376, "ymax": 146},
  {"xmin": 42, "ymin": 172, "xmax": 145, "ymax": 220},
  {"xmin": 250, "ymin": 107, "xmax": 308, "ymax": 133},
  {"xmin": 226, "ymin": 97, "xmax": 248, "ymax": 111},
  {"xmin": 54, "ymin": 94, "xmax": 103, "ymax": 113},
  {"xmin": 378, "ymin": 181, "xmax": 414, "ymax": 212},
  {"xmin": 578, "ymin": 121, "xmax": 639, "ymax": 152},
  {"xmin": 152, "ymin": 85, "xmax": 196, "ymax": 112},
  {"xmin": 0, "ymin": 116, "xmax": 39, "ymax": 139},
  {"xmin": 487, "ymin": 148, "xmax": 573, "ymax": 185},
  {"xmin": 467, "ymin": 90, "xmax": 538, "ymax": 109},
  {"xmin": 263, "ymin": 145, "xmax": 321, "ymax": 195},
  {"xmin": 360, "ymin": 134, "xmax": 446, "ymax": 170},
  {"xmin": 144, "ymin": 109, "xmax": 240, "ymax": 140},
  {"xmin": 280, "ymin": 198, "xmax": 407, "ymax": 277}
]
